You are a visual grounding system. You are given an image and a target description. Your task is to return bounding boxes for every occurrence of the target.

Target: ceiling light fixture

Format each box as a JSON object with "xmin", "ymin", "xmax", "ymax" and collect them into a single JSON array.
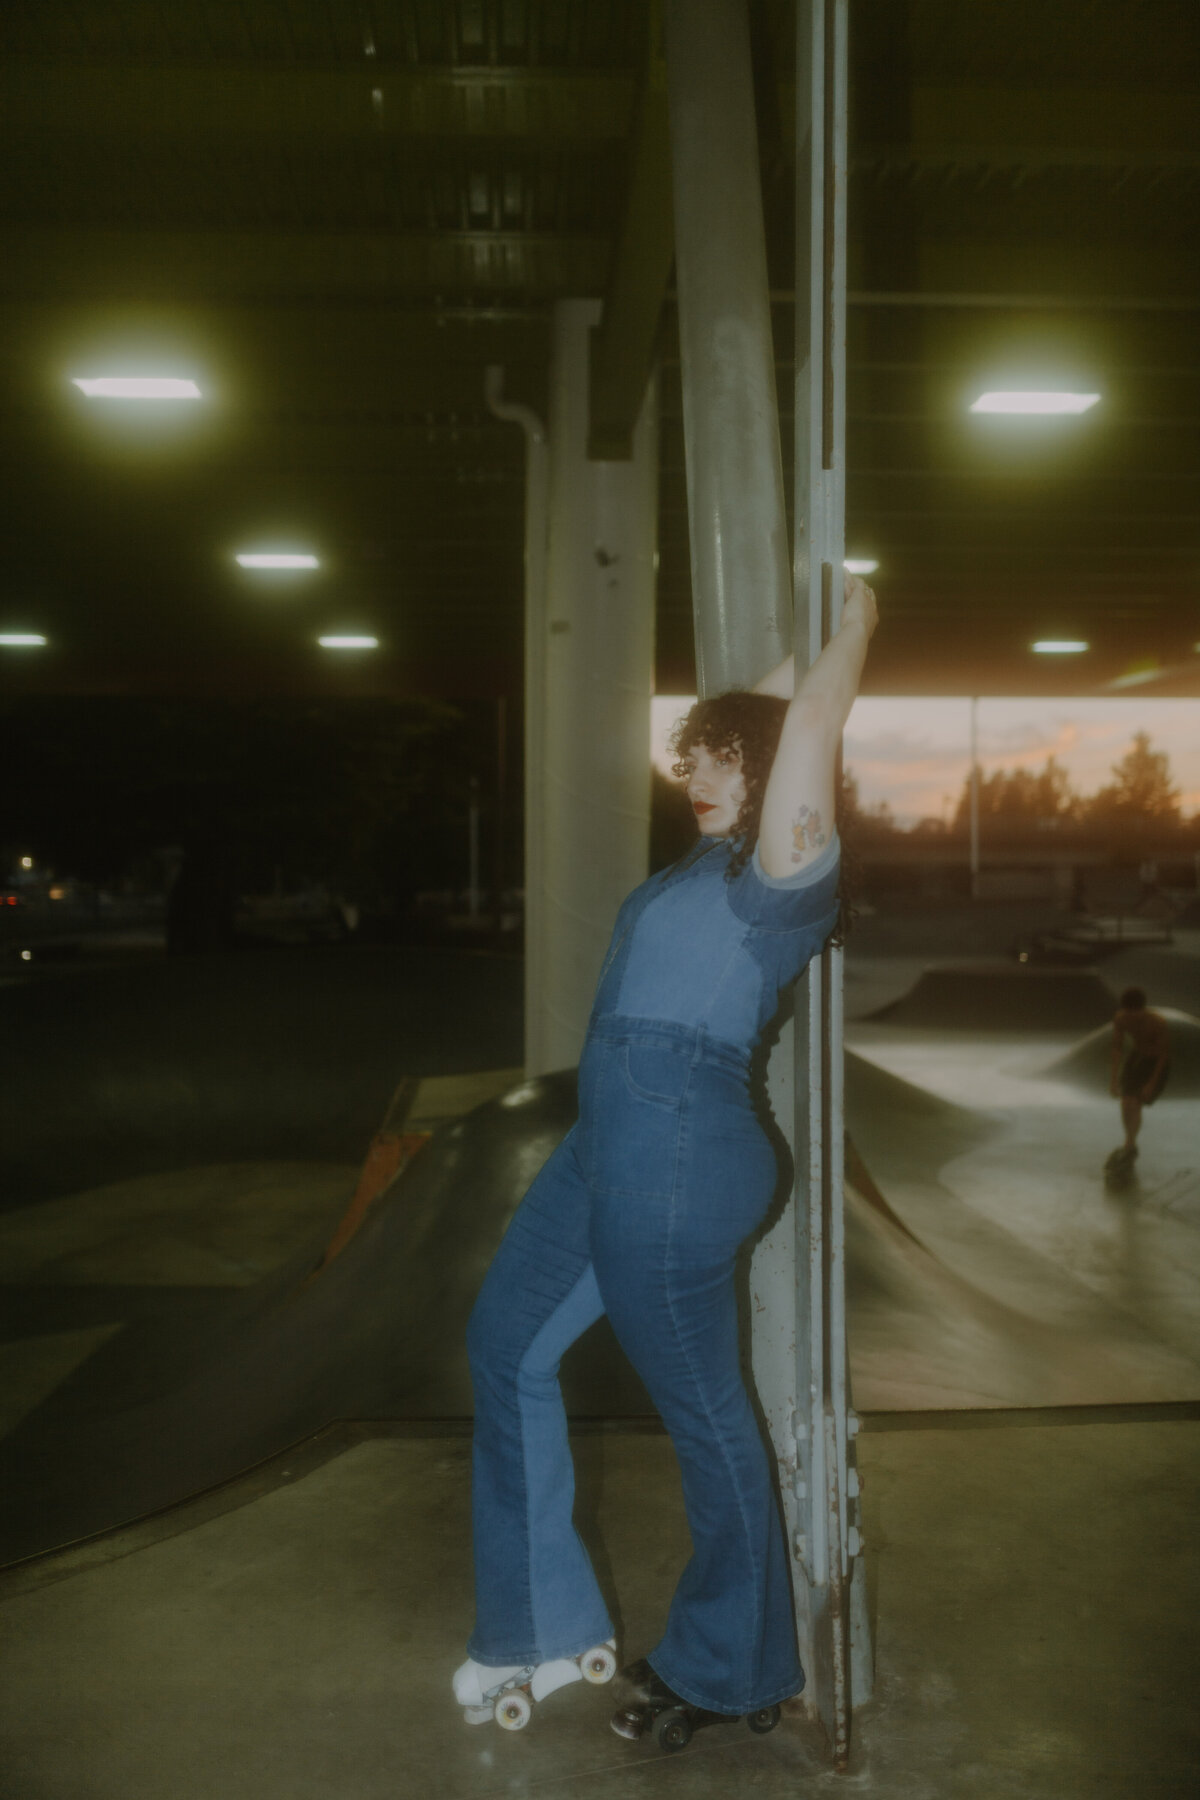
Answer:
[
  {"xmin": 844, "ymin": 558, "xmax": 879, "ymax": 575},
  {"xmin": 0, "ymin": 633, "xmax": 47, "ymax": 646},
  {"xmin": 971, "ymin": 391, "xmax": 1100, "ymax": 415},
  {"xmin": 318, "ymin": 635, "xmax": 378, "ymax": 650},
  {"xmin": 1032, "ymin": 639, "xmax": 1089, "ymax": 654},
  {"xmin": 236, "ymin": 553, "xmax": 319, "ymax": 570},
  {"xmin": 72, "ymin": 377, "xmax": 202, "ymax": 400}
]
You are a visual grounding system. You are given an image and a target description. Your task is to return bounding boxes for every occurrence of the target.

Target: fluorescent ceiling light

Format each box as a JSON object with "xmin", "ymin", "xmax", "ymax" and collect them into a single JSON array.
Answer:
[
  {"xmin": 844, "ymin": 559, "xmax": 879, "ymax": 575},
  {"xmin": 971, "ymin": 391, "xmax": 1100, "ymax": 415},
  {"xmin": 318, "ymin": 635, "xmax": 377, "ymax": 650},
  {"xmin": 0, "ymin": 633, "xmax": 47, "ymax": 646},
  {"xmin": 1108, "ymin": 661, "xmax": 1162, "ymax": 690},
  {"xmin": 236, "ymin": 553, "xmax": 319, "ymax": 570},
  {"xmin": 72, "ymin": 377, "xmax": 202, "ymax": 399},
  {"xmin": 1032, "ymin": 639, "xmax": 1089, "ymax": 654}
]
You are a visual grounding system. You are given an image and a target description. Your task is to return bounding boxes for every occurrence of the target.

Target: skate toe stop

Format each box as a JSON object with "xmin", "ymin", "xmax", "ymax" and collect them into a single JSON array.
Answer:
[{"xmin": 610, "ymin": 1706, "xmax": 647, "ymax": 1741}]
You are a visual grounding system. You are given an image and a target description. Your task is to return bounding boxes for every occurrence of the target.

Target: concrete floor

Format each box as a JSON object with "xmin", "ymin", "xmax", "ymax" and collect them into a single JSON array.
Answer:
[{"xmin": 2, "ymin": 1419, "xmax": 1197, "ymax": 1799}]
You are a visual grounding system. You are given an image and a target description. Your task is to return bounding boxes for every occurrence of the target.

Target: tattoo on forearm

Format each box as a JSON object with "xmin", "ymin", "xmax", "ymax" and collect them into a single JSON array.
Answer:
[{"xmin": 791, "ymin": 805, "xmax": 826, "ymax": 861}]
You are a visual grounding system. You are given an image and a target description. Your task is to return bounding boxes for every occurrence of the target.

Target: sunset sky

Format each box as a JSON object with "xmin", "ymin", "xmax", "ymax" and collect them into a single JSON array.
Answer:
[{"xmin": 652, "ymin": 696, "xmax": 1200, "ymax": 829}]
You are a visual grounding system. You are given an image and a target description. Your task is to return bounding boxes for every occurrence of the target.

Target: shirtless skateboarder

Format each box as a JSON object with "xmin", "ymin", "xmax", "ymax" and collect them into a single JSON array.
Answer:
[{"xmin": 1107, "ymin": 986, "xmax": 1170, "ymax": 1175}]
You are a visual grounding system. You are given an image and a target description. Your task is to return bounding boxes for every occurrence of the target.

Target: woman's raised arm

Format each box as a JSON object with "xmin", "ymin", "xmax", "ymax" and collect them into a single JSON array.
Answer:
[{"xmin": 754, "ymin": 575, "xmax": 877, "ymax": 876}]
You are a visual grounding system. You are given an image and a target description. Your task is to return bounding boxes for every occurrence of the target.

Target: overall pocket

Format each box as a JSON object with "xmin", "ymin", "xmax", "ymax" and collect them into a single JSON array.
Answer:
[{"xmin": 621, "ymin": 1041, "xmax": 693, "ymax": 1109}]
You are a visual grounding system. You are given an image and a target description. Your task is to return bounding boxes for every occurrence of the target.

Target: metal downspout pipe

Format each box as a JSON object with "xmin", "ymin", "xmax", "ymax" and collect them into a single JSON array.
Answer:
[{"xmin": 484, "ymin": 366, "xmax": 550, "ymax": 1074}]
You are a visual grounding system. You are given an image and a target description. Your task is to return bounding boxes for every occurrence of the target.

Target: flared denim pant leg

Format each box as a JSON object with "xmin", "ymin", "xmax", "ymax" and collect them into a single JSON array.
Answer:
[
  {"xmin": 465, "ymin": 1126, "xmax": 613, "ymax": 1665},
  {"xmin": 580, "ymin": 1021, "xmax": 804, "ymax": 1715}
]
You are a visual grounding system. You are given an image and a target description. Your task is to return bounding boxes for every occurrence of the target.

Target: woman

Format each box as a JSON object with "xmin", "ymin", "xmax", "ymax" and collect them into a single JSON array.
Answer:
[{"xmin": 454, "ymin": 575, "xmax": 877, "ymax": 1739}]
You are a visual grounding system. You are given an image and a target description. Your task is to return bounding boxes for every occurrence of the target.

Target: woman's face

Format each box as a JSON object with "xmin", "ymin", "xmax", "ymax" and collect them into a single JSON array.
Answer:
[{"xmin": 682, "ymin": 740, "xmax": 747, "ymax": 838}]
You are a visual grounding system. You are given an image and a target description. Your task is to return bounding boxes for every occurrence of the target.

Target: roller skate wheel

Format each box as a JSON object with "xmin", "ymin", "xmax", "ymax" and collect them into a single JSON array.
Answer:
[
  {"xmin": 494, "ymin": 1690, "xmax": 532, "ymax": 1731},
  {"xmin": 461, "ymin": 1703, "xmax": 492, "ymax": 1726},
  {"xmin": 654, "ymin": 1707, "xmax": 692, "ymax": 1753},
  {"xmin": 746, "ymin": 1704, "xmax": 781, "ymax": 1735},
  {"xmin": 581, "ymin": 1644, "xmax": 618, "ymax": 1684}
]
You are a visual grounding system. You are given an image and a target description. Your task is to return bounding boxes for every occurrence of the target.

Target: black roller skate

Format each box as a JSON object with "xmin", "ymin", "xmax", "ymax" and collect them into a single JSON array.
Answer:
[{"xmin": 609, "ymin": 1658, "xmax": 781, "ymax": 1754}]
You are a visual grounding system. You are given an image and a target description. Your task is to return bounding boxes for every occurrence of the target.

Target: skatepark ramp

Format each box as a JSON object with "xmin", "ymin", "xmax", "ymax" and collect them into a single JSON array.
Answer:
[
  {"xmin": 1044, "ymin": 1007, "xmax": 1200, "ymax": 1096},
  {"xmin": 4, "ymin": 1048, "xmax": 1198, "ymax": 1565},
  {"xmin": 0, "ymin": 1073, "xmax": 650, "ymax": 1565},
  {"xmin": 870, "ymin": 964, "xmax": 1116, "ymax": 1031}
]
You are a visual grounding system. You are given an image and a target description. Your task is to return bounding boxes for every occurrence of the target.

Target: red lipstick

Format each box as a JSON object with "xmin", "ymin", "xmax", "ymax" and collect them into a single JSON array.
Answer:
[{"xmin": 692, "ymin": 801, "xmax": 715, "ymax": 815}]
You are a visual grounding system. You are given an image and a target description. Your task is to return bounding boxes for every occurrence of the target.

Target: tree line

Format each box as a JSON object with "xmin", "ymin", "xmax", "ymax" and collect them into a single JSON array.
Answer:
[{"xmin": 846, "ymin": 732, "xmax": 1195, "ymax": 839}]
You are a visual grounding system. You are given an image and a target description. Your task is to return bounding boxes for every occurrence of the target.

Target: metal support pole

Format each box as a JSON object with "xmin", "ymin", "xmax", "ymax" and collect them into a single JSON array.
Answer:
[{"xmin": 793, "ymin": 0, "xmax": 868, "ymax": 1767}]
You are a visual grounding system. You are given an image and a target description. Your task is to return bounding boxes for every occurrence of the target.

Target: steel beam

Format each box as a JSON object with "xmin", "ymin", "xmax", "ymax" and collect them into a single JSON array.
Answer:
[
  {"xmin": 0, "ymin": 62, "xmax": 633, "ymax": 139},
  {"xmin": 0, "ymin": 227, "xmax": 609, "ymax": 302}
]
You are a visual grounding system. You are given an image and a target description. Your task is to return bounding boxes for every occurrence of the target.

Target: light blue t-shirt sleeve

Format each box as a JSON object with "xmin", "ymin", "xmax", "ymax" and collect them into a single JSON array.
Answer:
[{"xmin": 726, "ymin": 833, "xmax": 841, "ymax": 931}]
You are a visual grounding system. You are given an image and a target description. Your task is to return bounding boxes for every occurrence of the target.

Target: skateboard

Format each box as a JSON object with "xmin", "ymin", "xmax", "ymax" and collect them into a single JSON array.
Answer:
[{"xmin": 1104, "ymin": 1145, "xmax": 1138, "ymax": 1190}]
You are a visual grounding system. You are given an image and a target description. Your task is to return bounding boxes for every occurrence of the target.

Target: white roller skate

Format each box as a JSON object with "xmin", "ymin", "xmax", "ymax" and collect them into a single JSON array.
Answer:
[{"xmin": 453, "ymin": 1639, "xmax": 617, "ymax": 1730}]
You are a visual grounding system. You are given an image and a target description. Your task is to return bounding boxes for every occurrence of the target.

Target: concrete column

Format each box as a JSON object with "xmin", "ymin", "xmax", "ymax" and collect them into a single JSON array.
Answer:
[
  {"xmin": 663, "ymin": 0, "xmax": 792, "ymax": 693},
  {"xmin": 535, "ymin": 299, "xmax": 658, "ymax": 1074}
]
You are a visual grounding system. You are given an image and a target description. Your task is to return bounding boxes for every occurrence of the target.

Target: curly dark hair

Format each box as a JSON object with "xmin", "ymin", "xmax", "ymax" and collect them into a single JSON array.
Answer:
[
  {"xmin": 670, "ymin": 688, "xmax": 855, "ymax": 946},
  {"xmin": 670, "ymin": 691, "xmax": 787, "ymax": 878}
]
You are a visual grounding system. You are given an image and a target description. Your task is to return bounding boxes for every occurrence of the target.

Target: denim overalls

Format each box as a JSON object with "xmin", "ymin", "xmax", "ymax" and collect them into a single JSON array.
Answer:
[{"xmin": 466, "ymin": 833, "xmax": 840, "ymax": 1713}]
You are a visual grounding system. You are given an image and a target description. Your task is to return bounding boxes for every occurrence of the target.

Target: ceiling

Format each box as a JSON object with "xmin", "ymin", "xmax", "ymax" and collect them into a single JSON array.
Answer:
[{"xmin": 1, "ymin": 0, "xmax": 1198, "ymax": 702}]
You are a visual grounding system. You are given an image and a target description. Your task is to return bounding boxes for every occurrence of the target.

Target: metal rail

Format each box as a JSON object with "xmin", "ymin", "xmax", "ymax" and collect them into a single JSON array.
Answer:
[{"xmin": 792, "ymin": 0, "xmax": 871, "ymax": 1767}]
